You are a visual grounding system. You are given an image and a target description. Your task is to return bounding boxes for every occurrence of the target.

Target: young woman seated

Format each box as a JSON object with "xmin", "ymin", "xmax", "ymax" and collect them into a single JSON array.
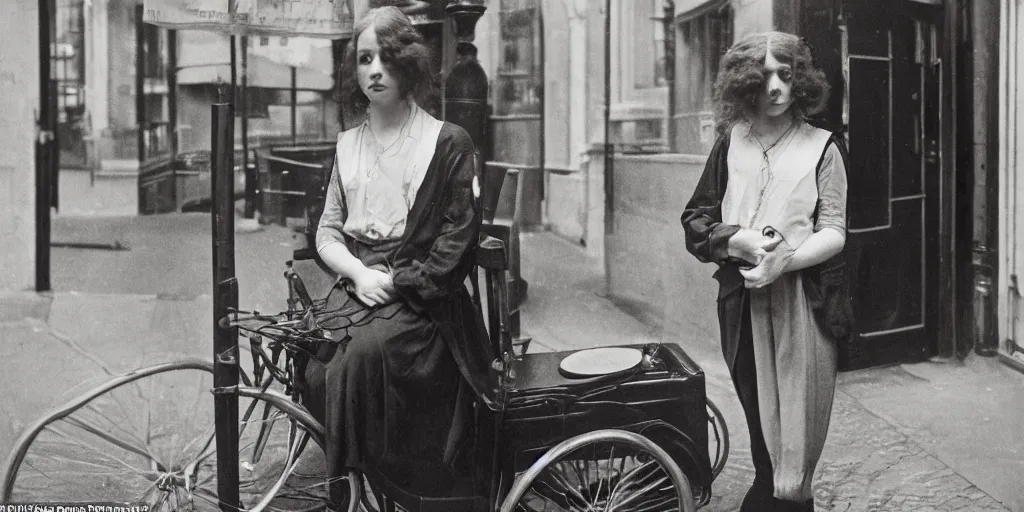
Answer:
[{"xmin": 301, "ymin": 6, "xmax": 493, "ymax": 505}]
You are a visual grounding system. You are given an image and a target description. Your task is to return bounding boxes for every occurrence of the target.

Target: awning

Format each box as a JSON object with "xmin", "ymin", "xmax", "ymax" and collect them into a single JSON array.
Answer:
[
  {"xmin": 142, "ymin": 0, "xmax": 357, "ymax": 39},
  {"xmin": 142, "ymin": 0, "xmax": 449, "ymax": 39},
  {"xmin": 676, "ymin": 0, "xmax": 730, "ymax": 23},
  {"xmin": 177, "ymin": 53, "xmax": 334, "ymax": 90}
]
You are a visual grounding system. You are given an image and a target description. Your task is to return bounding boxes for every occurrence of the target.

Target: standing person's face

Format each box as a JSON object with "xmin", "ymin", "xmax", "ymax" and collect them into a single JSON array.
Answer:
[
  {"xmin": 758, "ymin": 49, "xmax": 794, "ymax": 118},
  {"xmin": 356, "ymin": 26, "xmax": 402, "ymax": 107}
]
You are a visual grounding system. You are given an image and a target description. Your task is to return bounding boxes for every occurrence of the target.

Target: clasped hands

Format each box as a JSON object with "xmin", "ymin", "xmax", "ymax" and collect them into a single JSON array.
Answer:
[
  {"xmin": 350, "ymin": 264, "xmax": 397, "ymax": 307},
  {"xmin": 728, "ymin": 227, "xmax": 795, "ymax": 289}
]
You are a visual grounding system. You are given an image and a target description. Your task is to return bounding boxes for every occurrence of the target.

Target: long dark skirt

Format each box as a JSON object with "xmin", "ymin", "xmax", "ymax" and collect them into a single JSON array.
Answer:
[{"xmin": 300, "ymin": 291, "xmax": 462, "ymax": 505}]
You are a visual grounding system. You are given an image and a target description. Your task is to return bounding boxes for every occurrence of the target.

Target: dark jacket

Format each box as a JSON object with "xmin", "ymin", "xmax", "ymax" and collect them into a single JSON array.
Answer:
[
  {"xmin": 680, "ymin": 132, "xmax": 853, "ymax": 371},
  {"xmin": 387, "ymin": 122, "xmax": 497, "ymax": 408}
]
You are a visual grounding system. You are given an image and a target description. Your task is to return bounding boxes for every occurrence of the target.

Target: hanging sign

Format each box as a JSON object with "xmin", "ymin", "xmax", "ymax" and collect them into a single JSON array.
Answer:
[{"xmin": 142, "ymin": 0, "xmax": 357, "ymax": 39}]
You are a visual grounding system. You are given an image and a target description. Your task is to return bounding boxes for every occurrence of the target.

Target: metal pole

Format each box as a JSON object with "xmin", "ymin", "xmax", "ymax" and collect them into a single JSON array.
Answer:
[
  {"xmin": 603, "ymin": 0, "xmax": 614, "ymax": 298},
  {"xmin": 538, "ymin": 6, "xmax": 546, "ymax": 203},
  {"xmin": 972, "ymin": 0, "xmax": 999, "ymax": 357},
  {"xmin": 230, "ymin": 36, "xmax": 237, "ymax": 105},
  {"xmin": 211, "ymin": 102, "xmax": 240, "ymax": 511},
  {"xmin": 291, "ymin": 66, "xmax": 298, "ymax": 144},
  {"xmin": 242, "ymin": 36, "xmax": 254, "ymax": 219},
  {"xmin": 935, "ymin": 0, "xmax": 960, "ymax": 358},
  {"xmin": 168, "ymin": 30, "xmax": 178, "ymax": 155},
  {"xmin": 136, "ymin": 4, "xmax": 146, "ymax": 164},
  {"xmin": 603, "ymin": 0, "xmax": 613, "ymax": 236},
  {"xmin": 36, "ymin": 0, "xmax": 55, "ymax": 292},
  {"xmin": 663, "ymin": 0, "xmax": 676, "ymax": 151}
]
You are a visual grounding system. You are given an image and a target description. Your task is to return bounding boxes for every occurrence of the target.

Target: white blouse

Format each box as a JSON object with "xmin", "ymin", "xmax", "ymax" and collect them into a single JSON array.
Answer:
[{"xmin": 316, "ymin": 103, "xmax": 443, "ymax": 252}]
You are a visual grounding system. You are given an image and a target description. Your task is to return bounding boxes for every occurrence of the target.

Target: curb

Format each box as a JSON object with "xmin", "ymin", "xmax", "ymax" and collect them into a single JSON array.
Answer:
[{"xmin": 0, "ymin": 292, "xmax": 53, "ymax": 323}]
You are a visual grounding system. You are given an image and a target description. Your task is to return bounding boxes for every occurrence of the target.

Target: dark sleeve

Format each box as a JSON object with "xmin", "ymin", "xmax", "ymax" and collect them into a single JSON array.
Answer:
[
  {"xmin": 392, "ymin": 128, "xmax": 481, "ymax": 311},
  {"xmin": 680, "ymin": 135, "xmax": 741, "ymax": 264}
]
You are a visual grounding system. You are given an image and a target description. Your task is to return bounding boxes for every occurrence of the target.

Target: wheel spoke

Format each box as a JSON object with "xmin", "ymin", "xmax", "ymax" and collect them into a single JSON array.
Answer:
[
  {"xmin": 502, "ymin": 432, "xmax": 695, "ymax": 512},
  {"xmin": 81, "ymin": 401, "xmax": 153, "ymax": 458},
  {"xmin": 42, "ymin": 424, "xmax": 155, "ymax": 476},
  {"xmin": 8, "ymin": 364, "xmax": 329, "ymax": 511},
  {"xmin": 610, "ymin": 474, "xmax": 672, "ymax": 510},
  {"xmin": 60, "ymin": 417, "xmax": 162, "ymax": 470}
]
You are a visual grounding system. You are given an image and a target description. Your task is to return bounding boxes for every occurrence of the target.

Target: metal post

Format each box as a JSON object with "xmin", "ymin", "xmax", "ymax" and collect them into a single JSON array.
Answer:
[
  {"xmin": 603, "ymin": 0, "xmax": 613, "ymax": 236},
  {"xmin": 136, "ymin": 4, "xmax": 146, "ymax": 165},
  {"xmin": 211, "ymin": 102, "xmax": 240, "ymax": 511},
  {"xmin": 168, "ymin": 30, "xmax": 178, "ymax": 156},
  {"xmin": 603, "ymin": 0, "xmax": 614, "ymax": 298},
  {"xmin": 230, "ymin": 36, "xmax": 237, "ymax": 105},
  {"xmin": 242, "ymin": 36, "xmax": 255, "ymax": 219},
  {"xmin": 36, "ymin": 0, "xmax": 55, "ymax": 292},
  {"xmin": 663, "ymin": 0, "xmax": 676, "ymax": 151},
  {"xmin": 538, "ymin": 6, "xmax": 546, "ymax": 204},
  {"xmin": 291, "ymin": 66, "xmax": 298, "ymax": 145},
  {"xmin": 936, "ymin": 0, "xmax": 960, "ymax": 358}
]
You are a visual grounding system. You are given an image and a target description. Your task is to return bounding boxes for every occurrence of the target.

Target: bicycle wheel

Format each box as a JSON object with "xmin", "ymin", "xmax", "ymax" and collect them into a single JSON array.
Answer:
[
  {"xmin": 1, "ymin": 358, "xmax": 334, "ymax": 511},
  {"xmin": 706, "ymin": 399, "xmax": 729, "ymax": 481},
  {"xmin": 499, "ymin": 429, "xmax": 697, "ymax": 512}
]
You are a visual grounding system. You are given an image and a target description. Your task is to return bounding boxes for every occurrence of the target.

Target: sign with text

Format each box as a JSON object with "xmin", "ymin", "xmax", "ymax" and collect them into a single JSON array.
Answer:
[
  {"xmin": 0, "ymin": 505, "xmax": 148, "ymax": 512},
  {"xmin": 142, "ymin": 0, "xmax": 357, "ymax": 39}
]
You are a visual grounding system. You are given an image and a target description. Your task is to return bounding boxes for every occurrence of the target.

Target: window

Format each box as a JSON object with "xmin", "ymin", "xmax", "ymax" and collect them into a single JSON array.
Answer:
[
  {"xmin": 494, "ymin": 0, "xmax": 541, "ymax": 116},
  {"xmin": 140, "ymin": 21, "xmax": 172, "ymax": 159},
  {"xmin": 634, "ymin": 0, "xmax": 668, "ymax": 89},
  {"xmin": 55, "ymin": 0, "xmax": 87, "ymax": 166},
  {"xmin": 674, "ymin": 2, "xmax": 733, "ymax": 153},
  {"xmin": 610, "ymin": 0, "xmax": 670, "ymax": 153}
]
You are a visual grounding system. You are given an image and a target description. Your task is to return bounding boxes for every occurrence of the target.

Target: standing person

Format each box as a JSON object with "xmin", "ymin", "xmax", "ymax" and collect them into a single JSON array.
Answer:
[
  {"xmin": 681, "ymin": 32, "xmax": 851, "ymax": 511},
  {"xmin": 302, "ymin": 6, "xmax": 493, "ymax": 507}
]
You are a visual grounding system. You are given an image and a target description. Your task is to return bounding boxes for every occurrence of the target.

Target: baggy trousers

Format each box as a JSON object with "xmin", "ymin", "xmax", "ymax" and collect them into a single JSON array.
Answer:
[{"xmin": 728, "ymin": 291, "xmax": 815, "ymax": 512}]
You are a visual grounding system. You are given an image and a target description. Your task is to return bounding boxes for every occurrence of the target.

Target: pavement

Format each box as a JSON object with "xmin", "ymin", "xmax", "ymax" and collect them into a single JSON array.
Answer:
[{"xmin": 1, "ymin": 213, "xmax": 1022, "ymax": 511}]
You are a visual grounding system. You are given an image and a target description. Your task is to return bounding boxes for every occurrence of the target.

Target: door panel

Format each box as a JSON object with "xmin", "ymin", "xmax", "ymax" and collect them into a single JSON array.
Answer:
[
  {"xmin": 846, "ymin": 56, "xmax": 891, "ymax": 229},
  {"xmin": 852, "ymin": 198, "xmax": 925, "ymax": 333}
]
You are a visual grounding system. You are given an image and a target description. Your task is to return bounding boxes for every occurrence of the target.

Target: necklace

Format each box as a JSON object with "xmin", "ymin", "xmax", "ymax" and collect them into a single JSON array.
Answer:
[
  {"xmin": 365, "ymin": 104, "xmax": 413, "ymax": 179},
  {"xmin": 746, "ymin": 119, "xmax": 797, "ymax": 227},
  {"xmin": 751, "ymin": 118, "xmax": 796, "ymax": 158}
]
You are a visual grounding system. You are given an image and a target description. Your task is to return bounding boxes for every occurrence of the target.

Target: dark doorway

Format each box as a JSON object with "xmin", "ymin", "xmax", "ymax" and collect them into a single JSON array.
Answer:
[{"xmin": 801, "ymin": 0, "xmax": 945, "ymax": 369}]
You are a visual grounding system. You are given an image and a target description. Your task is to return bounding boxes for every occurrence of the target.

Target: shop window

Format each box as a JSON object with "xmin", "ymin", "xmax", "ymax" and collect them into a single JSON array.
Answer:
[
  {"xmin": 494, "ymin": 0, "xmax": 541, "ymax": 117},
  {"xmin": 55, "ymin": 0, "xmax": 87, "ymax": 166},
  {"xmin": 141, "ymin": 21, "xmax": 172, "ymax": 159}
]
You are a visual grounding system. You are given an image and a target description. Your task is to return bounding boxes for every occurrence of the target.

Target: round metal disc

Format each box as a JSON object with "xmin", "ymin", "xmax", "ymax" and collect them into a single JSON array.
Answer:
[{"xmin": 558, "ymin": 347, "xmax": 644, "ymax": 379}]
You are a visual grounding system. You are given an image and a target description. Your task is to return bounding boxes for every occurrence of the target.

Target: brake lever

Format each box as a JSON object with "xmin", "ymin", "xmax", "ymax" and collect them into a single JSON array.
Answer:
[{"xmin": 285, "ymin": 268, "xmax": 315, "ymax": 308}]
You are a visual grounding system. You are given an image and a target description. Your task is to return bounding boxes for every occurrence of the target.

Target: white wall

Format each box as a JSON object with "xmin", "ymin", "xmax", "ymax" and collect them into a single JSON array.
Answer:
[
  {"xmin": 0, "ymin": 0, "xmax": 41, "ymax": 291},
  {"xmin": 998, "ymin": 0, "xmax": 1024, "ymax": 351}
]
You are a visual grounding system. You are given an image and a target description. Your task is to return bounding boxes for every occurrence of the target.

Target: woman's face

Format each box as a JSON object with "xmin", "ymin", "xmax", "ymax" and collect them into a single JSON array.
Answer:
[
  {"xmin": 356, "ymin": 26, "xmax": 402, "ymax": 107},
  {"xmin": 758, "ymin": 49, "xmax": 794, "ymax": 118}
]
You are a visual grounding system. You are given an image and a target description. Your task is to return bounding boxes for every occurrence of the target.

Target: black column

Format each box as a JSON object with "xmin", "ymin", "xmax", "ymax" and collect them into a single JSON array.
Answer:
[
  {"xmin": 210, "ymin": 102, "xmax": 240, "ymax": 510},
  {"xmin": 936, "ymin": 0, "xmax": 961, "ymax": 359},
  {"xmin": 36, "ymin": 0, "xmax": 56, "ymax": 291},
  {"xmin": 443, "ymin": 2, "xmax": 488, "ymax": 153}
]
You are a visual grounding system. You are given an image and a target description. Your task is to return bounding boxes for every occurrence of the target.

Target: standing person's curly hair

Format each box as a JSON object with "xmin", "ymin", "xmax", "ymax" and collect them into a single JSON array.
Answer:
[
  {"xmin": 712, "ymin": 32, "xmax": 830, "ymax": 135},
  {"xmin": 338, "ymin": 6, "xmax": 439, "ymax": 116}
]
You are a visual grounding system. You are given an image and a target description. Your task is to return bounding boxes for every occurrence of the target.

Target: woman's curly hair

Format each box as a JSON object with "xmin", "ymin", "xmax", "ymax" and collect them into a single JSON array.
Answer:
[
  {"xmin": 339, "ymin": 6, "xmax": 438, "ymax": 115},
  {"xmin": 712, "ymin": 31, "xmax": 830, "ymax": 135}
]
